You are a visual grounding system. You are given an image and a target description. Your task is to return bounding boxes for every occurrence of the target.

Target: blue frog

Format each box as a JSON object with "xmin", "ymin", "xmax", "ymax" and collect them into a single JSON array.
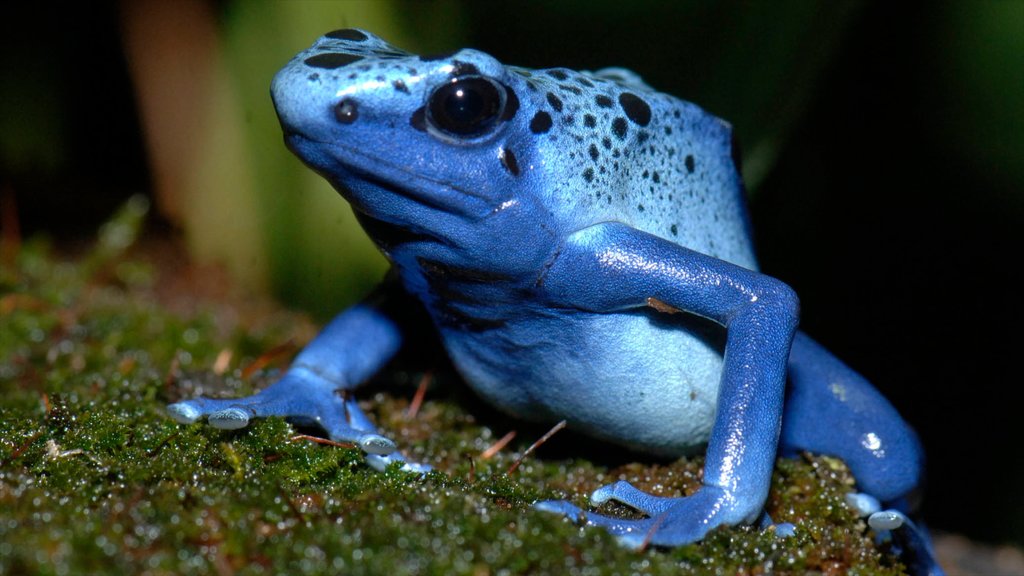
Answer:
[{"xmin": 168, "ymin": 29, "xmax": 942, "ymax": 575}]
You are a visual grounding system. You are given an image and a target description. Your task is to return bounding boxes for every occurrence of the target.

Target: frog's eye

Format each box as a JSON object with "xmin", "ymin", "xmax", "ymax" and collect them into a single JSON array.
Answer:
[{"xmin": 426, "ymin": 76, "xmax": 505, "ymax": 139}]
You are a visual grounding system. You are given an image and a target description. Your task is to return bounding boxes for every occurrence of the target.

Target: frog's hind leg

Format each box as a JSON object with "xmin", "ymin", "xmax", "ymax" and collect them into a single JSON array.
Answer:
[
  {"xmin": 781, "ymin": 332, "xmax": 923, "ymax": 500},
  {"xmin": 781, "ymin": 332, "xmax": 943, "ymax": 575}
]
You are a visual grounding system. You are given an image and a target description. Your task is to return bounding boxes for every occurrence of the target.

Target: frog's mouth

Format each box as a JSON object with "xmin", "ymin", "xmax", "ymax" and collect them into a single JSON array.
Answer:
[{"xmin": 284, "ymin": 132, "xmax": 496, "ymax": 220}]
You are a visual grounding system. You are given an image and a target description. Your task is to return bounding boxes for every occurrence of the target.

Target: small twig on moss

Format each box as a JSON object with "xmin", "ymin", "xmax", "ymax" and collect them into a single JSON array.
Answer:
[
  {"xmin": 278, "ymin": 487, "xmax": 307, "ymax": 526},
  {"xmin": 639, "ymin": 511, "xmax": 671, "ymax": 552},
  {"xmin": 507, "ymin": 420, "xmax": 566, "ymax": 475},
  {"xmin": 289, "ymin": 434, "xmax": 356, "ymax": 449},
  {"xmin": 405, "ymin": 371, "xmax": 432, "ymax": 419},
  {"xmin": 146, "ymin": 431, "xmax": 179, "ymax": 458},
  {"xmin": 0, "ymin": 294, "xmax": 46, "ymax": 314},
  {"xmin": 241, "ymin": 340, "xmax": 297, "ymax": 380},
  {"xmin": 4, "ymin": 431, "xmax": 42, "ymax": 465},
  {"xmin": 1, "ymin": 183, "xmax": 21, "ymax": 265},
  {"xmin": 481, "ymin": 430, "xmax": 516, "ymax": 460},
  {"xmin": 212, "ymin": 348, "xmax": 233, "ymax": 375},
  {"xmin": 164, "ymin": 354, "xmax": 181, "ymax": 390}
]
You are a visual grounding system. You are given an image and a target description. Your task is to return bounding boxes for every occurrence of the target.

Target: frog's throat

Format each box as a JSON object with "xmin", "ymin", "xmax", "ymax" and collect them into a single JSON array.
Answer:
[{"xmin": 286, "ymin": 133, "xmax": 495, "ymax": 218}]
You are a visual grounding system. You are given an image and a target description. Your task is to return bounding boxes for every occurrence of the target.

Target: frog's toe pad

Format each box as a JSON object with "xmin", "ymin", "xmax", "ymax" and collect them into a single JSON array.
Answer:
[
  {"xmin": 846, "ymin": 492, "xmax": 882, "ymax": 517},
  {"xmin": 869, "ymin": 510, "xmax": 907, "ymax": 531},
  {"xmin": 208, "ymin": 407, "xmax": 254, "ymax": 430},
  {"xmin": 167, "ymin": 402, "xmax": 202, "ymax": 424},
  {"xmin": 365, "ymin": 453, "xmax": 431, "ymax": 474},
  {"xmin": 774, "ymin": 522, "xmax": 797, "ymax": 538},
  {"xmin": 358, "ymin": 434, "xmax": 398, "ymax": 455}
]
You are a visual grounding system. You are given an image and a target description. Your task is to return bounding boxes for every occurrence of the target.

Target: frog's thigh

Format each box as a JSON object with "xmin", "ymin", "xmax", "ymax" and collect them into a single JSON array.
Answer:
[{"xmin": 780, "ymin": 332, "xmax": 923, "ymax": 502}]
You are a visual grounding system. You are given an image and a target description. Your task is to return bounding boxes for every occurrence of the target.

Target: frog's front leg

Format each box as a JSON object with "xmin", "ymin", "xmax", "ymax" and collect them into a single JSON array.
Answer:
[
  {"xmin": 168, "ymin": 284, "xmax": 425, "ymax": 471},
  {"xmin": 535, "ymin": 222, "xmax": 799, "ymax": 547}
]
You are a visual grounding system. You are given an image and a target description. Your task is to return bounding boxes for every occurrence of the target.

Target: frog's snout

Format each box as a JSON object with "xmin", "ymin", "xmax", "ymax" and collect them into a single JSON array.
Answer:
[
  {"xmin": 269, "ymin": 64, "xmax": 300, "ymax": 134},
  {"xmin": 270, "ymin": 60, "xmax": 336, "ymax": 142}
]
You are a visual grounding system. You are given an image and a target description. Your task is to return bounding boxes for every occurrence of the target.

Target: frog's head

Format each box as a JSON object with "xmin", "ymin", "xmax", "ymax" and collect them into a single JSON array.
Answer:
[{"xmin": 272, "ymin": 29, "xmax": 547, "ymax": 251}]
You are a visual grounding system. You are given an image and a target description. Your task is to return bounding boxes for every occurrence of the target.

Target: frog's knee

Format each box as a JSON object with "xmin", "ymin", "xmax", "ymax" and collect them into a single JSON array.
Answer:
[{"xmin": 844, "ymin": 425, "xmax": 924, "ymax": 502}]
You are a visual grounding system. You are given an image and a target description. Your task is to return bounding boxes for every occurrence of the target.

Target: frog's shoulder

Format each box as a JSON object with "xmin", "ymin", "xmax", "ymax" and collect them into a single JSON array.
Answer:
[{"xmin": 497, "ymin": 59, "xmax": 752, "ymax": 268}]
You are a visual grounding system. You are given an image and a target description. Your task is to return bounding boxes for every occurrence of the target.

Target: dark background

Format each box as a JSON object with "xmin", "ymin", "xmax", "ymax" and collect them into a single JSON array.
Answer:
[{"xmin": 3, "ymin": 0, "xmax": 1022, "ymax": 545}]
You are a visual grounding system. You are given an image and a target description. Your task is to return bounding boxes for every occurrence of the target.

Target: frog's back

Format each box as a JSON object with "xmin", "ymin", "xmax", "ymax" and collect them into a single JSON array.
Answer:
[{"xmin": 512, "ymin": 65, "xmax": 758, "ymax": 271}]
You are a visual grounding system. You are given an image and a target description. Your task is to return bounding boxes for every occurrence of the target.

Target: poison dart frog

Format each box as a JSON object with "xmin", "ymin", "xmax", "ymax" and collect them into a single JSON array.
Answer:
[{"xmin": 168, "ymin": 29, "xmax": 943, "ymax": 575}]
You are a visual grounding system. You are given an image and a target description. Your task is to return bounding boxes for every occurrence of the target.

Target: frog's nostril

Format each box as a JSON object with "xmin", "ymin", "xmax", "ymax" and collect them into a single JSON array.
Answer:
[{"xmin": 334, "ymin": 99, "xmax": 359, "ymax": 125}]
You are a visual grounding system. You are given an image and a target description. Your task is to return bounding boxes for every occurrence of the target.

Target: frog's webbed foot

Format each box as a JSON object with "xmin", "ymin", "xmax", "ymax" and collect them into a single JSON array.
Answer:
[
  {"xmin": 846, "ymin": 492, "xmax": 946, "ymax": 576},
  {"xmin": 168, "ymin": 369, "xmax": 430, "ymax": 473},
  {"xmin": 538, "ymin": 481, "xmax": 767, "ymax": 548}
]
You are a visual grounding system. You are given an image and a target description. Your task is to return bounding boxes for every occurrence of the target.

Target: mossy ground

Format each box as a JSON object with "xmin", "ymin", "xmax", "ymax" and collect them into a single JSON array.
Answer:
[{"xmin": 0, "ymin": 201, "xmax": 907, "ymax": 575}]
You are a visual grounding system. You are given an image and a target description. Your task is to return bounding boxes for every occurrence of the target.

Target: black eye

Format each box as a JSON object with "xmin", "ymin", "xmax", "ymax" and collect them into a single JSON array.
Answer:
[{"xmin": 426, "ymin": 76, "xmax": 505, "ymax": 138}]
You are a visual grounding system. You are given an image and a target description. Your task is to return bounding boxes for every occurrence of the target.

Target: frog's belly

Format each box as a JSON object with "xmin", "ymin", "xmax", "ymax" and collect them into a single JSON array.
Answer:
[{"xmin": 442, "ymin": 310, "xmax": 725, "ymax": 457}]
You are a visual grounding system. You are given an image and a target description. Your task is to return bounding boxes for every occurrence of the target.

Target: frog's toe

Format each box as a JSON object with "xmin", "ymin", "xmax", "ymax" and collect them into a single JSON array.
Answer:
[
  {"xmin": 534, "ymin": 499, "xmax": 589, "ymax": 523},
  {"xmin": 365, "ymin": 452, "xmax": 432, "ymax": 474},
  {"xmin": 535, "ymin": 499, "xmax": 654, "ymax": 536},
  {"xmin": 754, "ymin": 511, "xmax": 796, "ymax": 538},
  {"xmin": 591, "ymin": 480, "xmax": 675, "ymax": 516},
  {"xmin": 169, "ymin": 393, "xmax": 295, "ymax": 430}
]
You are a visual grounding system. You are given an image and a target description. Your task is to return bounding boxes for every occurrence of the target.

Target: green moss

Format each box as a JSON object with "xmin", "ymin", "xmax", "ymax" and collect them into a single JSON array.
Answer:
[{"xmin": 0, "ymin": 201, "xmax": 906, "ymax": 575}]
